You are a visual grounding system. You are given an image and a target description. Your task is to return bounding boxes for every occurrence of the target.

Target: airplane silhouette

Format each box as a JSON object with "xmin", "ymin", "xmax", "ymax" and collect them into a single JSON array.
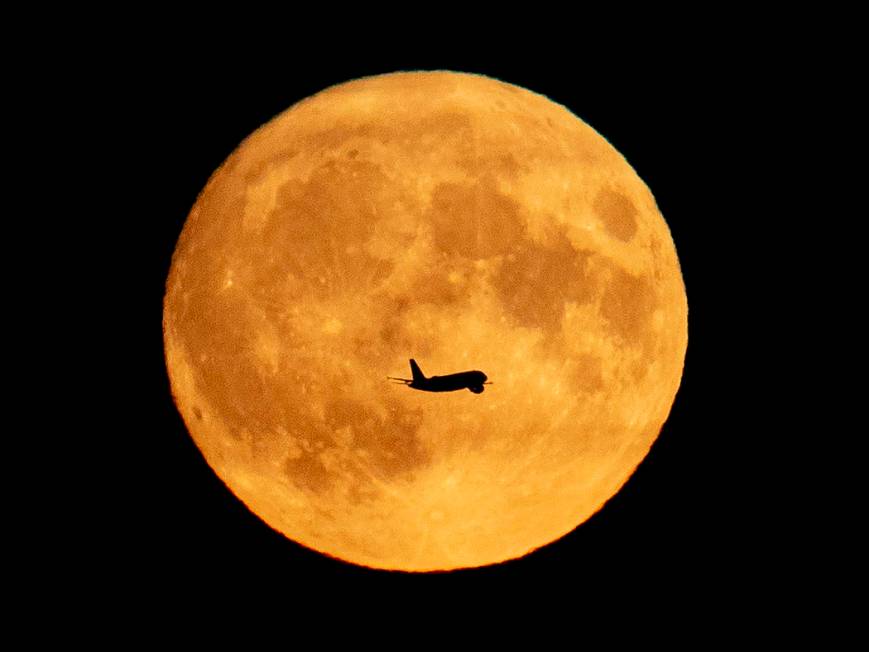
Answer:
[{"xmin": 388, "ymin": 359, "xmax": 492, "ymax": 394}]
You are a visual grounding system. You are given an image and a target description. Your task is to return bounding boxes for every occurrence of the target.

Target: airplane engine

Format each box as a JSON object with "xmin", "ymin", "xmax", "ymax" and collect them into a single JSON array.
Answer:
[{"xmin": 469, "ymin": 386, "xmax": 484, "ymax": 394}]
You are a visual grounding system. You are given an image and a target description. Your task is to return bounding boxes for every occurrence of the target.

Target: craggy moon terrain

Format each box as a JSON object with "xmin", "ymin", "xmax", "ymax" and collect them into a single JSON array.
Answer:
[{"xmin": 163, "ymin": 71, "xmax": 688, "ymax": 571}]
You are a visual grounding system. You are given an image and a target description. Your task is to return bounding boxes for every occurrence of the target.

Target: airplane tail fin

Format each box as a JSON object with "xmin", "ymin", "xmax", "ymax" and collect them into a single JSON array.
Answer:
[{"xmin": 409, "ymin": 359, "xmax": 426, "ymax": 383}]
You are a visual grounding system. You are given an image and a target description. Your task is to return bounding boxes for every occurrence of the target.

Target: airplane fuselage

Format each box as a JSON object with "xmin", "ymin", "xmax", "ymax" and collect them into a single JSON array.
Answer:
[
  {"xmin": 390, "ymin": 359, "xmax": 489, "ymax": 394},
  {"xmin": 410, "ymin": 371, "xmax": 488, "ymax": 393}
]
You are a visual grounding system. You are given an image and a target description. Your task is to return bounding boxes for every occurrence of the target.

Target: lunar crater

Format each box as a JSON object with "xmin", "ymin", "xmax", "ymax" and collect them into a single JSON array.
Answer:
[
  {"xmin": 493, "ymin": 227, "xmax": 595, "ymax": 333},
  {"xmin": 427, "ymin": 179, "xmax": 525, "ymax": 259},
  {"xmin": 594, "ymin": 187, "xmax": 639, "ymax": 242}
]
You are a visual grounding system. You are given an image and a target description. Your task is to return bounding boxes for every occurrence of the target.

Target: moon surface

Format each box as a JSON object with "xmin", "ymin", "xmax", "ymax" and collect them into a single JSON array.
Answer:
[{"xmin": 163, "ymin": 71, "xmax": 688, "ymax": 571}]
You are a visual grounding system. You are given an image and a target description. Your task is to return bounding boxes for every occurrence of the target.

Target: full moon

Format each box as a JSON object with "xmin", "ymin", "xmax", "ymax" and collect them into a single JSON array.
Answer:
[{"xmin": 163, "ymin": 71, "xmax": 688, "ymax": 571}]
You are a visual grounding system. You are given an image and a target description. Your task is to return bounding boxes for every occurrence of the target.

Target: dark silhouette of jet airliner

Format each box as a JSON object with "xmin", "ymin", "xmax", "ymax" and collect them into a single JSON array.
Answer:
[{"xmin": 388, "ymin": 359, "xmax": 491, "ymax": 394}]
